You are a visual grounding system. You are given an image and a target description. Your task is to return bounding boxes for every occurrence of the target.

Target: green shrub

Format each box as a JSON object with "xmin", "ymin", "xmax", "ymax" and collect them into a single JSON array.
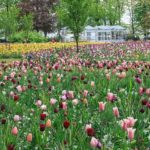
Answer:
[
  {"xmin": 9, "ymin": 31, "xmax": 49, "ymax": 43},
  {"xmin": 125, "ymin": 34, "xmax": 140, "ymax": 41}
]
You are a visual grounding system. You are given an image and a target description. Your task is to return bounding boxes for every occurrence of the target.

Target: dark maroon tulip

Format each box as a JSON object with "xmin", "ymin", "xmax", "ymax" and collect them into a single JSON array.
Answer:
[
  {"xmin": 7, "ymin": 144, "xmax": 15, "ymax": 150},
  {"xmin": 1, "ymin": 118, "xmax": 6, "ymax": 124},
  {"xmin": 28, "ymin": 84, "xmax": 32, "ymax": 89},
  {"xmin": 14, "ymin": 95, "xmax": 19, "ymax": 101},
  {"xmin": 63, "ymin": 120, "xmax": 70, "ymax": 129},
  {"xmin": 71, "ymin": 76, "xmax": 78, "ymax": 81},
  {"xmin": 40, "ymin": 124, "xmax": 46, "ymax": 131},
  {"xmin": 140, "ymin": 108, "xmax": 145, "ymax": 113},
  {"xmin": 86, "ymin": 128, "xmax": 95, "ymax": 136},
  {"xmin": 1, "ymin": 104, "xmax": 5, "ymax": 112},
  {"xmin": 64, "ymin": 140, "xmax": 67, "ymax": 145},
  {"xmin": 11, "ymin": 79, "xmax": 16, "ymax": 84},
  {"xmin": 80, "ymin": 75, "xmax": 85, "ymax": 80},
  {"xmin": 54, "ymin": 108, "xmax": 59, "ymax": 113},
  {"xmin": 40, "ymin": 113, "xmax": 46, "ymax": 120},
  {"xmin": 59, "ymin": 102, "xmax": 63, "ymax": 109},
  {"xmin": 141, "ymin": 99, "xmax": 148, "ymax": 105}
]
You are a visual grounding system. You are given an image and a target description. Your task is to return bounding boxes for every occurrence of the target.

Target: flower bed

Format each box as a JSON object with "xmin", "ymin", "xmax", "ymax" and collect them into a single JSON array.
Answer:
[{"xmin": 0, "ymin": 41, "xmax": 150, "ymax": 149}]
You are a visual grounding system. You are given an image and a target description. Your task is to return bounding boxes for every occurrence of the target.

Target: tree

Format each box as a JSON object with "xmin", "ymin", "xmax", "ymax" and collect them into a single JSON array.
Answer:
[
  {"xmin": 0, "ymin": 6, "xmax": 19, "ymax": 41},
  {"xmin": 19, "ymin": 0, "xmax": 58, "ymax": 37},
  {"xmin": 125, "ymin": 0, "xmax": 137, "ymax": 35},
  {"xmin": 134, "ymin": 0, "xmax": 150, "ymax": 36},
  {"xmin": 58, "ymin": 0, "xmax": 91, "ymax": 52},
  {"xmin": 20, "ymin": 14, "xmax": 33, "ymax": 42},
  {"xmin": 88, "ymin": 0, "xmax": 107, "ymax": 26},
  {"xmin": 0, "ymin": 0, "xmax": 20, "ymax": 11},
  {"xmin": 89, "ymin": 0, "xmax": 125, "ymax": 26}
]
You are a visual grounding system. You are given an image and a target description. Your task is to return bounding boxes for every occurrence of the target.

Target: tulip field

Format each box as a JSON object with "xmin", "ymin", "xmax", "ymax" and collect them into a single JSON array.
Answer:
[
  {"xmin": 0, "ymin": 42, "xmax": 103, "ymax": 59},
  {"xmin": 0, "ymin": 41, "xmax": 150, "ymax": 150}
]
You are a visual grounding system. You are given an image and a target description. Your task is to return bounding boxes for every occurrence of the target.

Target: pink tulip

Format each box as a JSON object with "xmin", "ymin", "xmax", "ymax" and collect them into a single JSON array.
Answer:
[
  {"xmin": 146, "ymin": 88, "xmax": 150, "ymax": 95},
  {"xmin": 83, "ymin": 90, "xmax": 88, "ymax": 97},
  {"xmin": 98, "ymin": 102, "xmax": 106, "ymax": 111},
  {"xmin": 90, "ymin": 137, "xmax": 102, "ymax": 148},
  {"xmin": 50, "ymin": 98, "xmax": 57, "ymax": 105},
  {"xmin": 13, "ymin": 115, "xmax": 20, "ymax": 122},
  {"xmin": 107, "ymin": 92, "xmax": 116, "ymax": 102},
  {"xmin": 62, "ymin": 90, "xmax": 67, "ymax": 95},
  {"xmin": 91, "ymin": 81, "xmax": 95, "ymax": 87},
  {"xmin": 118, "ymin": 72, "xmax": 126, "ymax": 79},
  {"xmin": 106, "ymin": 73, "xmax": 111, "ymax": 80},
  {"xmin": 127, "ymin": 117, "xmax": 137, "ymax": 127},
  {"xmin": 11, "ymin": 127, "xmax": 18, "ymax": 135},
  {"xmin": 72, "ymin": 99, "xmax": 79, "ymax": 105},
  {"xmin": 113, "ymin": 107, "xmax": 119, "ymax": 118},
  {"xmin": 139, "ymin": 87, "xmax": 145, "ymax": 95},
  {"xmin": 120, "ymin": 119, "xmax": 129, "ymax": 130},
  {"xmin": 22, "ymin": 86, "xmax": 27, "ymax": 92},
  {"xmin": 68, "ymin": 91, "xmax": 74, "ymax": 99},
  {"xmin": 127, "ymin": 128, "xmax": 136, "ymax": 141},
  {"xmin": 90, "ymin": 137, "xmax": 98, "ymax": 148},
  {"xmin": 10, "ymin": 72, "xmax": 16, "ymax": 78},
  {"xmin": 35, "ymin": 100, "xmax": 42, "ymax": 107},
  {"xmin": 61, "ymin": 95, "xmax": 67, "ymax": 100},
  {"xmin": 10, "ymin": 91, "xmax": 14, "ymax": 97},
  {"xmin": 62, "ymin": 102, "xmax": 67, "ymax": 110},
  {"xmin": 4, "ymin": 76, "xmax": 8, "ymax": 80},
  {"xmin": 98, "ymin": 63, "xmax": 104, "ymax": 68},
  {"xmin": 120, "ymin": 117, "xmax": 137, "ymax": 130},
  {"xmin": 16, "ymin": 85, "xmax": 22, "ymax": 92}
]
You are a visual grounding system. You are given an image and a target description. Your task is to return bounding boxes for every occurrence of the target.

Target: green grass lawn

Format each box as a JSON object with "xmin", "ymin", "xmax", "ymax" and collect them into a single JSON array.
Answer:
[{"xmin": 0, "ymin": 58, "xmax": 21, "ymax": 63}]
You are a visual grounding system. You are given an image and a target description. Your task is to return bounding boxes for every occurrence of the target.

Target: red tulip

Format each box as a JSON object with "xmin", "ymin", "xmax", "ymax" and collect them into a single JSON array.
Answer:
[
  {"xmin": 40, "ymin": 113, "xmax": 46, "ymax": 120},
  {"xmin": 40, "ymin": 124, "xmax": 46, "ymax": 131},
  {"xmin": 141, "ymin": 99, "xmax": 148, "ymax": 105},
  {"xmin": 13, "ymin": 95, "xmax": 19, "ymax": 101},
  {"xmin": 63, "ymin": 120, "xmax": 70, "ymax": 129},
  {"xmin": 1, "ymin": 104, "xmax": 5, "ymax": 112},
  {"xmin": 86, "ymin": 128, "xmax": 95, "ymax": 136},
  {"xmin": 1, "ymin": 118, "xmax": 6, "ymax": 124},
  {"xmin": 7, "ymin": 144, "xmax": 15, "ymax": 150}
]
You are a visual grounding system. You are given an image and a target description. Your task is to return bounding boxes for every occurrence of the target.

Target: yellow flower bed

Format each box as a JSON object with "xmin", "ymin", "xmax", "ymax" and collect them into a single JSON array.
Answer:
[{"xmin": 0, "ymin": 42, "xmax": 104, "ymax": 56}]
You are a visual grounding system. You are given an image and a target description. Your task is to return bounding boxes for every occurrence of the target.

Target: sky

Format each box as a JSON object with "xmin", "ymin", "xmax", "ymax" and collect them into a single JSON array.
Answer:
[{"xmin": 122, "ymin": 10, "xmax": 130, "ymax": 24}]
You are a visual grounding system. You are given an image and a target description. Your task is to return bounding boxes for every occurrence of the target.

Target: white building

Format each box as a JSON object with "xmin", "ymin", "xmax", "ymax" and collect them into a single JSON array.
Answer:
[{"xmin": 61, "ymin": 25, "xmax": 127, "ymax": 42}]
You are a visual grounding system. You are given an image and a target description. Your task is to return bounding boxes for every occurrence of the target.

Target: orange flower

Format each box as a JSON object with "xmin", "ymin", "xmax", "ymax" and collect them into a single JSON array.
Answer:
[
  {"xmin": 26, "ymin": 133, "xmax": 32, "ymax": 142},
  {"xmin": 46, "ymin": 119, "xmax": 52, "ymax": 128}
]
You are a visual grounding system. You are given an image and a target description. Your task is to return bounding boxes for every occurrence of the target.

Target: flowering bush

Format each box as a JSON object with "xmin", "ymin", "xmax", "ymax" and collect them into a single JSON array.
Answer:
[{"xmin": 0, "ymin": 41, "xmax": 150, "ymax": 149}]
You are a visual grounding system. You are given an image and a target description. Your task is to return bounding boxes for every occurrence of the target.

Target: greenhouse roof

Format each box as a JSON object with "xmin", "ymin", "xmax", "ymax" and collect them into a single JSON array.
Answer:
[{"xmin": 85, "ymin": 25, "xmax": 126, "ymax": 31}]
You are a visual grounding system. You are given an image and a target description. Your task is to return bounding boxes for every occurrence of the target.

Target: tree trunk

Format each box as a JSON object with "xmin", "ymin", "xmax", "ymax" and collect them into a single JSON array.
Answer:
[
  {"xmin": 131, "ymin": 0, "xmax": 135, "ymax": 35},
  {"xmin": 75, "ymin": 37, "xmax": 79, "ymax": 53},
  {"xmin": 58, "ymin": 28, "xmax": 61, "ymax": 42},
  {"xmin": 44, "ymin": 32, "xmax": 47, "ymax": 38},
  {"xmin": 131, "ymin": 17, "xmax": 135, "ymax": 35}
]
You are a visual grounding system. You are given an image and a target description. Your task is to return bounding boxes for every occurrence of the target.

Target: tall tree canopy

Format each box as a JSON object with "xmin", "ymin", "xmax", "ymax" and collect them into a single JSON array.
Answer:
[
  {"xmin": 134, "ymin": 0, "xmax": 150, "ymax": 36},
  {"xmin": 0, "ymin": 0, "xmax": 20, "ymax": 40},
  {"xmin": 58, "ymin": 0, "xmax": 91, "ymax": 52},
  {"xmin": 19, "ymin": 0, "xmax": 58, "ymax": 37},
  {"xmin": 89, "ymin": 0, "xmax": 125, "ymax": 26}
]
